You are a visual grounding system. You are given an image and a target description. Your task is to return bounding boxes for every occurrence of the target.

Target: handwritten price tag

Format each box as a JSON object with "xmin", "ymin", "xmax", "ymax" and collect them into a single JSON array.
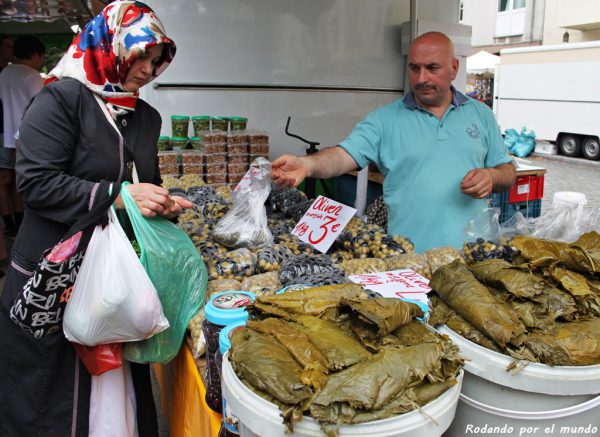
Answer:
[
  {"xmin": 291, "ymin": 196, "xmax": 356, "ymax": 253},
  {"xmin": 348, "ymin": 269, "xmax": 431, "ymax": 303}
]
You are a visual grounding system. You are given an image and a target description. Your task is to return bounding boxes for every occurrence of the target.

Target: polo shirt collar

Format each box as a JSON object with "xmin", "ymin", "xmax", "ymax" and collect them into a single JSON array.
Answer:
[{"xmin": 403, "ymin": 85, "xmax": 469, "ymax": 110}]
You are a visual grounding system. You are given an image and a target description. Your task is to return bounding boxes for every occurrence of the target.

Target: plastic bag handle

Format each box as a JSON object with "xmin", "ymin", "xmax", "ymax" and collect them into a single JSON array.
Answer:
[{"xmin": 62, "ymin": 182, "xmax": 122, "ymax": 242}]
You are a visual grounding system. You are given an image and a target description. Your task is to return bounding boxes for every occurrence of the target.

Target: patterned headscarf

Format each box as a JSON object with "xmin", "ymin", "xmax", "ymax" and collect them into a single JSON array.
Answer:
[{"xmin": 47, "ymin": 1, "xmax": 175, "ymax": 118}]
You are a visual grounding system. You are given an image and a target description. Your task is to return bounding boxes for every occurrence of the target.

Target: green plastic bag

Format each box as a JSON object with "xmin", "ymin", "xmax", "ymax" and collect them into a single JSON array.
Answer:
[{"xmin": 121, "ymin": 182, "xmax": 208, "ymax": 363}]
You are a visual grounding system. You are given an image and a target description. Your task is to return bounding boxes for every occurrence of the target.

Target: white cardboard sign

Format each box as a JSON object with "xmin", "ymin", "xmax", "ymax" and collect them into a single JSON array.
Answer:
[
  {"xmin": 291, "ymin": 195, "xmax": 356, "ymax": 253},
  {"xmin": 348, "ymin": 269, "xmax": 431, "ymax": 303}
]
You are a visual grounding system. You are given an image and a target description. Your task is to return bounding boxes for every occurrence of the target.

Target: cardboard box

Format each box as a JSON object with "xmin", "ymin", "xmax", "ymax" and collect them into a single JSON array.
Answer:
[{"xmin": 534, "ymin": 141, "xmax": 558, "ymax": 155}]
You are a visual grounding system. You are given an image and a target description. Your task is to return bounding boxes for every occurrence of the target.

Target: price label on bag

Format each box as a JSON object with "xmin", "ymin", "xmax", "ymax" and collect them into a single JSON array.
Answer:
[
  {"xmin": 234, "ymin": 167, "xmax": 263, "ymax": 192},
  {"xmin": 348, "ymin": 269, "xmax": 431, "ymax": 303},
  {"xmin": 291, "ymin": 195, "xmax": 356, "ymax": 253}
]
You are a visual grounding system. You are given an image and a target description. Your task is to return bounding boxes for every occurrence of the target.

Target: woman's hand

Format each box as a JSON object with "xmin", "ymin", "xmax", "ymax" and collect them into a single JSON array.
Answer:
[
  {"xmin": 114, "ymin": 183, "xmax": 184, "ymax": 217},
  {"xmin": 161, "ymin": 195, "xmax": 193, "ymax": 219}
]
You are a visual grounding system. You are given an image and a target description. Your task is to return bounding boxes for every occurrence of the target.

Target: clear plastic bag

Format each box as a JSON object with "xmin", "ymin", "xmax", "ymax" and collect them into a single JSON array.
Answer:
[
  {"xmin": 338, "ymin": 258, "xmax": 387, "ymax": 275},
  {"xmin": 385, "ymin": 253, "xmax": 432, "ymax": 279},
  {"xmin": 286, "ymin": 272, "xmax": 348, "ymax": 287},
  {"xmin": 463, "ymin": 207, "xmax": 503, "ymax": 244},
  {"xmin": 207, "ymin": 278, "xmax": 242, "ymax": 298},
  {"xmin": 188, "ymin": 308, "xmax": 206, "ymax": 358},
  {"xmin": 213, "ymin": 158, "xmax": 273, "ymax": 250},
  {"xmin": 425, "ymin": 247, "xmax": 464, "ymax": 275},
  {"xmin": 63, "ymin": 209, "xmax": 169, "ymax": 346},
  {"xmin": 120, "ymin": 183, "xmax": 208, "ymax": 364},
  {"xmin": 207, "ymin": 248, "xmax": 258, "ymax": 281},
  {"xmin": 241, "ymin": 271, "xmax": 281, "ymax": 296}
]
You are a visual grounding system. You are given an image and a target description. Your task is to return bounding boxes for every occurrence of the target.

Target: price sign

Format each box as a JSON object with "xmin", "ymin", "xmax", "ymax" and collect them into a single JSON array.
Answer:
[
  {"xmin": 234, "ymin": 167, "xmax": 262, "ymax": 192},
  {"xmin": 291, "ymin": 195, "xmax": 356, "ymax": 253},
  {"xmin": 348, "ymin": 269, "xmax": 431, "ymax": 303}
]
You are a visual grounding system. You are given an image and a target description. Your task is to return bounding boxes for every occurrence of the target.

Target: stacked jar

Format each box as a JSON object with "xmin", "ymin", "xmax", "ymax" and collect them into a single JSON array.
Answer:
[
  {"xmin": 211, "ymin": 116, "xmax": 228, "ymax": 132},
  {"xmin": 171, "ymin": 115, "xmax": 190, "ymax": 137},
  {"xmin": 203, "ymin": 131, "xmax": 228, "ymax": 186},
  {"xmin": 156, "ymin": 135, "xmax": 172, "ymax": 151},
  {"xmin": 216, "ymin": 321, "xmax": 246, "ymax": 437},
  {"xmin": 202, "ymin": 291, "xmax": 255, "ymax": 413},
  {"xmin": 226, "ymin": 132, "xmax": 249, "ymax": 186},
  {"xmin": 192, "ymin": 115, "xmax": 211, "ymax": 136},
  {"xmin": 229, "ymin": 116, "xmax": 248, "ymax": 132},
  {"xmin": 247, "ymin": 130, "xmax": 269, "ymax": 163}
]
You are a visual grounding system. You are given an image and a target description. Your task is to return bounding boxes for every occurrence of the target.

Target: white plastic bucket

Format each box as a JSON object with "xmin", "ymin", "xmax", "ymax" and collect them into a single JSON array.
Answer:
[
  {"xmin": 221, "ymin": 353, "xmax": 463, "ymax": 437},
  {"xmin": 445, "ymin": 392, "xmax": 600, "ymax": 437},
  {"xmin": 437, "ymin": 326, "xmax": 600, "ymax": 396},
  {"xmin": 552, "ymin": 191, "xmax": 588, "ymax": 212}
]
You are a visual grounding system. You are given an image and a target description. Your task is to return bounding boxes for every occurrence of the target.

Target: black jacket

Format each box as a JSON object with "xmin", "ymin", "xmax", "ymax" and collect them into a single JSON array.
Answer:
[{"xmin": 0, "ymin": 78, "xmax": 162, "ymax": 437}]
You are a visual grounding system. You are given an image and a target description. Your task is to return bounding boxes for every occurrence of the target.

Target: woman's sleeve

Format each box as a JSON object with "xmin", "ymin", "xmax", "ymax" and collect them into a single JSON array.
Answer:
[{"xmin": 16, "ymin": 85, "xmax": 107, "ymax": 225}]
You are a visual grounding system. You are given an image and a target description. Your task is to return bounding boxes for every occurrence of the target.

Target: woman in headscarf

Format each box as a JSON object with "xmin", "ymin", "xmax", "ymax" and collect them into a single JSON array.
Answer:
[{"xmin": 0, "ymin": 2, "xmax": 188, "ymax": 436}]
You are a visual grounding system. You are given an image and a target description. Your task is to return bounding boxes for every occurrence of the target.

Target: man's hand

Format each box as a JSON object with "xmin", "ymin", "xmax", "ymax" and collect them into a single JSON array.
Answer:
[
  {"xmin": 271, "ymin": 154, "xmax": 309, "ymax": 187},
  {"xmin": 461, "ymin": 168, "xmax": 493, "ymax": 199}
]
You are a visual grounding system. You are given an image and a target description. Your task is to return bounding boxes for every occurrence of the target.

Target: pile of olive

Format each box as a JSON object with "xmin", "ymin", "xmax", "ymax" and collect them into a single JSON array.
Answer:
[
  {"xmin": 366, "ymin": 195, "xmax": 387, "ymax": 230},
  {"xmin": 195, "ymin": 239, "xmax": 228, "ymax": 264},
  {"xmin": 463, "ymin": 238, "xmax": 519, "ymax": 264},
  {"xmin": 178, "ymin": 174, "xmax": 206, "ymax": 192},
  {"xmin": 287, "ymin": 272, "xmax": 348, "ymax": 287},
  {"xmin": 329, "ymin": 249, "xmax": 354, "ymax": 264},
  {"xmin": 285, "ymin": 198, "xmax": 315, "ymax": 222},
  {"xmin": 425, "ymin": 246, "xmax": 465, "ymax": 275},
  {"xmin": 241, "ymin": 272, "xmax": 282, "ymax": 296},
  {"xmin": 385, "ymin": 253, "xmax": 432, "ymax": 279},
  {"xmin": 269, "ymin": 188, "xmax": 307, "ymax": 215},
  {"xmin": 278, "ymin": 253, "xmax": 345, "ymax": 286},
  {"xmin": 274, "ymin": 233, "xmax": 317, "ymax": 256},
  {"xmin": 255, "ymin": 244, "xmax": 295, "ymax": 273},
  {"xmin": 369, "ymin": 235, "xmax": 414, "ymax": 259},
  {"xmin": 338, "ymin": 258, "xmax": 388, "ymax": 275}
]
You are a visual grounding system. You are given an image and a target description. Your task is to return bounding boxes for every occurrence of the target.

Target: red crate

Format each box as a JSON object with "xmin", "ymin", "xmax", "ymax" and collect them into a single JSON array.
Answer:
[{"xmin": 508, "ymin": 175, "xmax": 544, "ymax": 203}]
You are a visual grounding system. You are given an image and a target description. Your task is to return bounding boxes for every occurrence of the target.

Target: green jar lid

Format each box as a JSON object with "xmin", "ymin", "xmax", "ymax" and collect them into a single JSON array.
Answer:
[
  {"xmin": 192, "ymin": 115, "xmax": 210, "ymax": 120},
  {"xmin": 171, "ymin": 136, "xmax": 190, "ymax": 141},
  {"xmin": 229, "ymin": 116, "xmax": 248, "ymax": 121},
  {"xmin": 158, "ymin": 135, "xmax": 170, "ymax": 140},
  {"xmin": 190, "ymin": 136, "xmax": 202, "ymax": 141},
  {"xmin": 171, "ymin": 115, "xmax": 190, "ymax": 120},
  {"xmin": 211, "ymin": 116, "xmax": 224, "ymax": 120}
]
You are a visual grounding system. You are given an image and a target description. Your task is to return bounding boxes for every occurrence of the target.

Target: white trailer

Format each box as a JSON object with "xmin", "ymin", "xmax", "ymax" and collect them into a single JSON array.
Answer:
[{"xmin": 494, "ymin": 41, "xmax": 600, "ymax": 160}]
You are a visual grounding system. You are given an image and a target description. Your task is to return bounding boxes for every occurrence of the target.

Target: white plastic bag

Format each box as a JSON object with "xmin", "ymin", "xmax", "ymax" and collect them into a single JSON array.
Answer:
[
  {"xmin": 89, "ymin": 362, "xmax": 137, "ymax": 437},
  {"xmin": 64, "ymin": 208, "xmax": 169, "ymax": 346}
]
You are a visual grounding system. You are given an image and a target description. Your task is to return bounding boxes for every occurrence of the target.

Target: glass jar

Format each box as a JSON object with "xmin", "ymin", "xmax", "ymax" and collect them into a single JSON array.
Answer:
[
  {"xmin": 156, "ymin": 135, "xmax": 172, "ymax": 151},
  {"xmin": 202, "ymin": 291, "xmax": 255, "ymax": 413},
  {"xmin": 229, "ymin": 116, "xmax": 248, "ymax": 132},
  {"xmin": 192, "ymin": 115, "xmax": 211, "ymax": 136},
  {"xmin": 171, "ymin": 115, "xmax": 190, "ymax": 138},
  {"xmin": 170, "ymin": 136, "xmax": 189, "ymax": 151},
  {"xmin": 217, "ymin": 321, "xmax": 246, "ymax": 437},
  {"xmin": 211, "ymin": 116, "xmax": 228, "ymax": 132},
  {"xmin": 190, "ymin": 136, "xmax": 204, "ymax": 152}
]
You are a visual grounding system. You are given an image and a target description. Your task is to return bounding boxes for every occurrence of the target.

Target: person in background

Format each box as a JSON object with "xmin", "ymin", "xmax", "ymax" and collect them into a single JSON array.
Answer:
[
  {"xmin": 271, "ymin": 31, "xmax": 515, "ymax": 253},
  {"xmin": 0, "ymin": 34, "xmax": 13, "ymax": 273},
  {"xmin": 0, "ymin": 3, "xmax": 190, "ymax": 436},
  {"xmin": 0, "ymin": 35, "xmax": 45, "ymax": 238}
]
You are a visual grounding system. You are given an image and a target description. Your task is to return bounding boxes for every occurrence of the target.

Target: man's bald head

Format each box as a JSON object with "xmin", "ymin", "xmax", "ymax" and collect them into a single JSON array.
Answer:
[{"xmin": 407, "ymin": 31, "xmax": 459, "ymax": 113}]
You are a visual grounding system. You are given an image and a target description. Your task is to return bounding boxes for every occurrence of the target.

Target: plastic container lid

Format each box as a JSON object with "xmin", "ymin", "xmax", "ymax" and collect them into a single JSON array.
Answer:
[
  {"xmin": 229, "ymin": 116, "xmax": 248, "ymax": 121},
  {"xmin": 158, "ymin": 136, "xmax": 170, "ymax": 140},
  {"xmin": 219, "ymin": 321, "xmax": 246, "ymax": 354},
  {"xmin": 192, "ymin": 115, "xmax": 210, "ymax": 120},
  {"xmin": 171, "ymin": 136, "xmax": 190, "ymax": 141},
  {"xmin": 205, "ymin": 291, "xmax": 255, "ymax": 327},
  {"xmin": 190, "ymin": 136, "xmax": 202, "ymax": 141},
  {"xmin": 171, "ymin": 115, "xmax": 190, "ymax": 120}
]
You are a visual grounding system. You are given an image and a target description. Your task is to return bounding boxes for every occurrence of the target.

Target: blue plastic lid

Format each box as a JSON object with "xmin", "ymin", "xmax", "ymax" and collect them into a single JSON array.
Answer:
[
  {"xmin": 205, "ymin": 291, "xmax": 255, "ymax": 326},
  {"xmin": 219, "ymin": 321, "xmax": 247, "ymax": 355},
  {"xmin": 400, "ymin": 298, "xmax": 429, "ymax": 321}
]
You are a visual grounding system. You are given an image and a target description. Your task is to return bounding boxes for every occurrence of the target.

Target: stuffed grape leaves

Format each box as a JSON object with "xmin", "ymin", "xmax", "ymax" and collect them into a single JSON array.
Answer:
[{"xmin": 431, "ymin": 261, "xmax": 525, "ymax": 347}]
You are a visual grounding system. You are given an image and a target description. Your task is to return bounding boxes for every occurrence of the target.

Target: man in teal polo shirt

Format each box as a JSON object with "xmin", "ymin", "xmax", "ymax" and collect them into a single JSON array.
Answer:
[{"xmin": 271, "ymin": 31, "xmax": 516, "ymax": 252}]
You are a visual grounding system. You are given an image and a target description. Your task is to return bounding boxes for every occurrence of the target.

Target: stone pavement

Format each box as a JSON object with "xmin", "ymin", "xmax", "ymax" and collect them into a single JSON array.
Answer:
[{"xmin": 520, "ymin": 153, "xmax": 600, "ymax": 211}]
